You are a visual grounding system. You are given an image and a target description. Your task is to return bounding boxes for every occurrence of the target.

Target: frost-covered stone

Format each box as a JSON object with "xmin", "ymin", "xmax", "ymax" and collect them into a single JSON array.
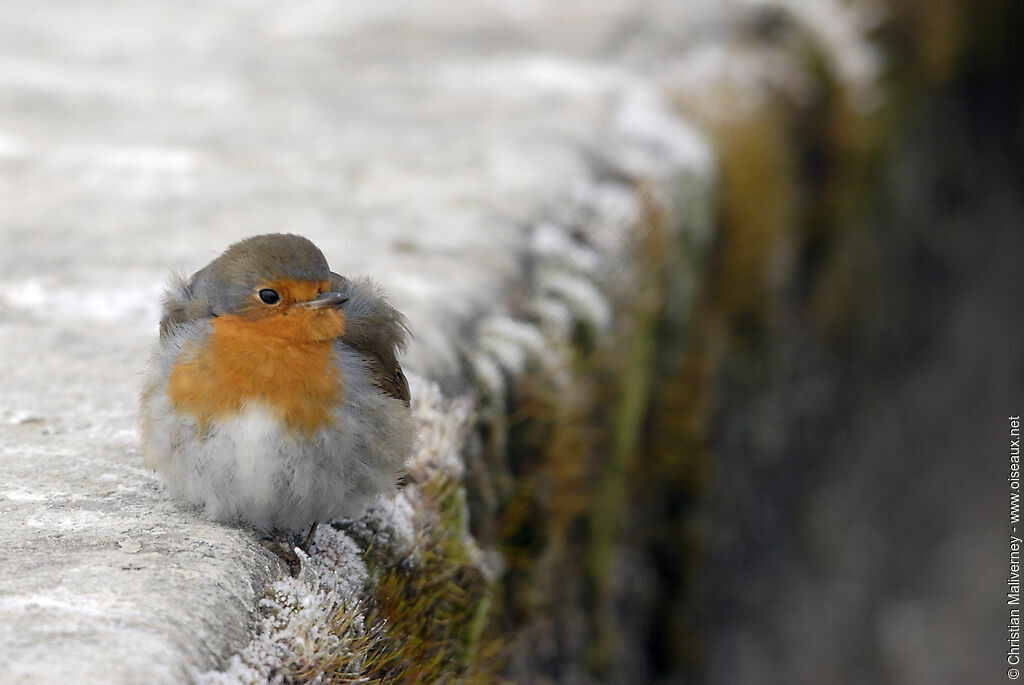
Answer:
[{"xmin": 0, "ymin": 0, "xmax": 879, "ymax": 682}]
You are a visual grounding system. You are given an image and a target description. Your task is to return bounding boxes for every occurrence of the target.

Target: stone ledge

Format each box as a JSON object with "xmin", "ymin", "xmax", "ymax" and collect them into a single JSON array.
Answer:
[{"xmin": 0, "ymin": 1, "xmax": 875, "ymax": 682}]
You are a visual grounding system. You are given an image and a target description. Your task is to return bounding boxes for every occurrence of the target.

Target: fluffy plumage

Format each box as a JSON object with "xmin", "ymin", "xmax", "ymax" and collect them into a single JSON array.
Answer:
[{"xmin": 140, "ymin": 234, "xmax": 414, "ymax": 533}]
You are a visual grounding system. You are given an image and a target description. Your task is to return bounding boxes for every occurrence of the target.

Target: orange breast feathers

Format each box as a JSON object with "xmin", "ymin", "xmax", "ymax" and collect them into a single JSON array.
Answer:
[{"xmin": 167, "ymin": 280, "xmax": 346, "ymax": 436}]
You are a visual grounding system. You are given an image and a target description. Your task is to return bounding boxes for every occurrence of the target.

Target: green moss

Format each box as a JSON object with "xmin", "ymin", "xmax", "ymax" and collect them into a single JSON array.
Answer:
[
  {"xmin": 308, "ymin": 473, "xmax": 504, "ymax": 684},
  {"xmin": 583, "ymin": 195, "xmax": 676, "ymax": 673},
  {"xmin": 582, "ymin": 316, "xmax": 658, "ymax": 674},
  {"xmin": 359, "ymin": 476, "xmax": 503, "ymax": 684}
]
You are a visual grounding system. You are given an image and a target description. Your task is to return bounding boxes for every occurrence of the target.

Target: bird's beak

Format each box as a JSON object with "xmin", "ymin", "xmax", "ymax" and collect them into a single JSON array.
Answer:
[{"xmin": 303, "ymin": 292, "xmax": 349, "ymax": 309}]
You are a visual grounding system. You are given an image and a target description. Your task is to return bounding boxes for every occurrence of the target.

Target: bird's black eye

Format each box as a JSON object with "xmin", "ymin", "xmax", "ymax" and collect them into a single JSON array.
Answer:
[{"xmin": 258, "ymin": 289, "xmax": 280, "ymax": 305}]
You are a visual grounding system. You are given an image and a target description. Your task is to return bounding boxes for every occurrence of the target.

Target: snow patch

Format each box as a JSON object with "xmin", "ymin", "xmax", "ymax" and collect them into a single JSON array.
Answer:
[
  {"xmin": 200, "ymin": 529, "xmax": 368, "ymax": 685},
  {"xmin": 537, "ymin": 269, "xmax": 612, "ymax": 334}
]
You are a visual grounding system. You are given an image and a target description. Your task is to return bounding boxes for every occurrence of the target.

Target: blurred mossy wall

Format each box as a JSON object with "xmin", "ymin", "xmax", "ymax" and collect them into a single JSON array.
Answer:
[{"xmin": 472, "ymin": 0, "xmax": 1023, "ymax": 682}]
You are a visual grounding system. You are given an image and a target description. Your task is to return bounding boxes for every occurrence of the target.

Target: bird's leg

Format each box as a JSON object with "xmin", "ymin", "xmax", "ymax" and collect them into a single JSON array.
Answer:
[{"xmin": 300, "ymin": 521, "xmax": 319, "ymax": 552}]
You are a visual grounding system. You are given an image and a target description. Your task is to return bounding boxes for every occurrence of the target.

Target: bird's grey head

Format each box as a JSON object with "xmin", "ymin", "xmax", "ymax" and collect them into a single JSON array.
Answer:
[{"xmin": 190, "ymin": 234, "xmax": 332, "ymax": 316}]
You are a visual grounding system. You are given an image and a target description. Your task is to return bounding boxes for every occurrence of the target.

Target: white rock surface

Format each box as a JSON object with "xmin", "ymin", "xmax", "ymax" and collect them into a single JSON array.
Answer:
[
  {"xmin": 0, "ymin": 0, "xmax": 871, "ymax": 682},
  {"xmin": 0, "ymin": 2, "xmax": 698, "ymax": 681}
]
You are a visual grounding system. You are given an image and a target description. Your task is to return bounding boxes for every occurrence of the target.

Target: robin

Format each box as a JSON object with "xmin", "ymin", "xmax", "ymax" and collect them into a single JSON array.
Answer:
[{"xmin": 140, "ymin": 233, "xmax": 414, "ymax": 543}]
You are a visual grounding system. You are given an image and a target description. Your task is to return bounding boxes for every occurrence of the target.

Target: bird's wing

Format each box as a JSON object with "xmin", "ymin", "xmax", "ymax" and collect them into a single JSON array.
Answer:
[{"xmin": 331, "ymin": 273, "xmax": 412, "ymax": 406}]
